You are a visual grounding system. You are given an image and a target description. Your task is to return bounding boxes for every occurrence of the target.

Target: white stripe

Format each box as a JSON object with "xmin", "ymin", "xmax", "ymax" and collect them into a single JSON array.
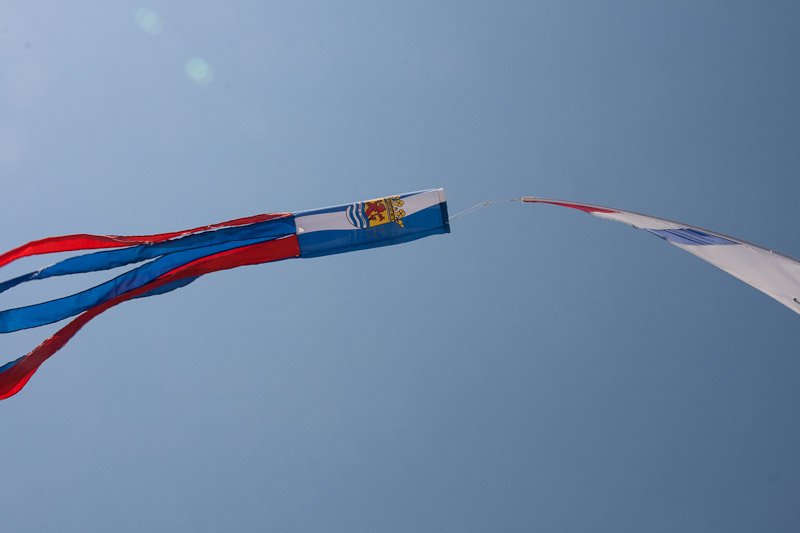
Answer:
[
  {"xmin": 592, "ymin": 211, "xmax": 684, "ymax": 230},
  {"xmin": 674, "ymin": 242, "xmax": 800, "ymax": 313},
  {"xmin": 524, "ymin": 196, "xmax": 800, "ymax": 315},
  {"xmin": 295, "ymin": 189, "xmax": 443, "ymax": 234}
]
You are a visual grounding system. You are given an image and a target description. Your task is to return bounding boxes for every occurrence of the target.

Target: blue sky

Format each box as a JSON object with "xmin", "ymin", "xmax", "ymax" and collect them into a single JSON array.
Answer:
[{"xmin": 1, "ymin": 1, "xmax": 799, "ymax": 531}]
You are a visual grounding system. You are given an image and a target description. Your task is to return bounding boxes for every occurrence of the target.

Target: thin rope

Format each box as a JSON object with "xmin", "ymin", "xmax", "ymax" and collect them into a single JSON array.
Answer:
[{"xmin": 449, "ymin": 197, "xmax": 522, "ymax": 221}]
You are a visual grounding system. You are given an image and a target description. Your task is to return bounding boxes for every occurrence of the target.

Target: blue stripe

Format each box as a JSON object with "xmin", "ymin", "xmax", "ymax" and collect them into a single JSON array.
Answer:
[
  {"xmin": 357, "ymin": 205, "xmax": 368, "ymax": 228},
  {"xmin": 0, "ymin": 217, "xmax": 297, "ymax": 295},
  {"xmin": 646, "ymin": 228, "xmax": 738, "ymax": 246},
  {"xmin": 0, "ymin": 272, "xmax": 38, "ymax": 294},
  {"xmin": 0, "ymin": 355, "xmax": 23, "ymax": 374},
  {"xmin": 134, "ymin": 276, "xmax": 198, "ymax": 299},
  {"xmin": 0, "ymin": 234, "xmax": 285, "ymax": 333},
  {"xmin": 297, "ymin": 203, "xmax": 449, "ymax": 258}
]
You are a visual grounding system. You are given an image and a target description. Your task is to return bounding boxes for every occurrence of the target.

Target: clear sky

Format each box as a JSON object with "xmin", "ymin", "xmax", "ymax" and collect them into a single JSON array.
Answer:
[{"xmin": 2, "ymin": 1, "xmax": 799, "ymax": 531}]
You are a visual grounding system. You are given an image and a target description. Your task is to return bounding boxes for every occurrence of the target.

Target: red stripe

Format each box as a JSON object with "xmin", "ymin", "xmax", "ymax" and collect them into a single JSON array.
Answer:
[
  {"xmin": 0, "ymin": 368, "xmax": 36, "ymax": 400},
  {"xmin": 522, "ymin": 199, "xmax": 615, "ymax": 214},
  {"xmin": 0, "ymin": 235, "xmax": 300, "ymax": 400},
  {"xmin": 0, "ymin": 213, "xmax": 291, "ymax": 269}
]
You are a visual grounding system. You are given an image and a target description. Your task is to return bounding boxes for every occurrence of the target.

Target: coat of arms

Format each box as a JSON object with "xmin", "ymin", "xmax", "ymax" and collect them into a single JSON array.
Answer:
[{"xmin": 345, "ymin": 196, "xmax": 406, "ymax": 229}]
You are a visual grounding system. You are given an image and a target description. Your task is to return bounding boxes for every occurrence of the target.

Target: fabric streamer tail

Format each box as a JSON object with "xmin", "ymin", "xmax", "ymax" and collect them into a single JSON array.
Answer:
[
  {"xmin": 0, "ymin": 213, "xmax": 282, "ymax": 269},
  {"xmin": 0, "ymin": 189, "xmax": 450, "ymax": 399},
  {"xmin": 0, "ymin": 236, "xmax": 301, "ymax": 399},
  {"xmin": 522, "ymin": 196, "xmax": 800, "ymax": 315}
]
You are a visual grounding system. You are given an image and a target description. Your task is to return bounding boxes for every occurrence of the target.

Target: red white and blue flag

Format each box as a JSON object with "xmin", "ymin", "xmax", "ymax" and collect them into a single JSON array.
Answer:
[
  {"xmin": 0, "ymin": 189, "xmax": 449, "ymax": 400},
  {"xmin": 523, "ymin": 196, "xmax": 800, "ymax": 315}
]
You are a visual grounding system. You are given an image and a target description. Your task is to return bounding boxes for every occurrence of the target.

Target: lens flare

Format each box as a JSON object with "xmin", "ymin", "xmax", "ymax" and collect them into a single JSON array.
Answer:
[
  {"xmin": 134, "ymin": 8, "xmax": 163, "ymax": 35},
  {"xmin": 185, "ymin": 58, "xmax": 214, "ymax": 85}
]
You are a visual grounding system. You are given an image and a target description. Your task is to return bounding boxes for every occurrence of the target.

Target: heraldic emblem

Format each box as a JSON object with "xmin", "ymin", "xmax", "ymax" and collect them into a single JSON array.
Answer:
[{"xmin": 345, "ymin": 195, "xmax": 406, "ymax": 229}]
